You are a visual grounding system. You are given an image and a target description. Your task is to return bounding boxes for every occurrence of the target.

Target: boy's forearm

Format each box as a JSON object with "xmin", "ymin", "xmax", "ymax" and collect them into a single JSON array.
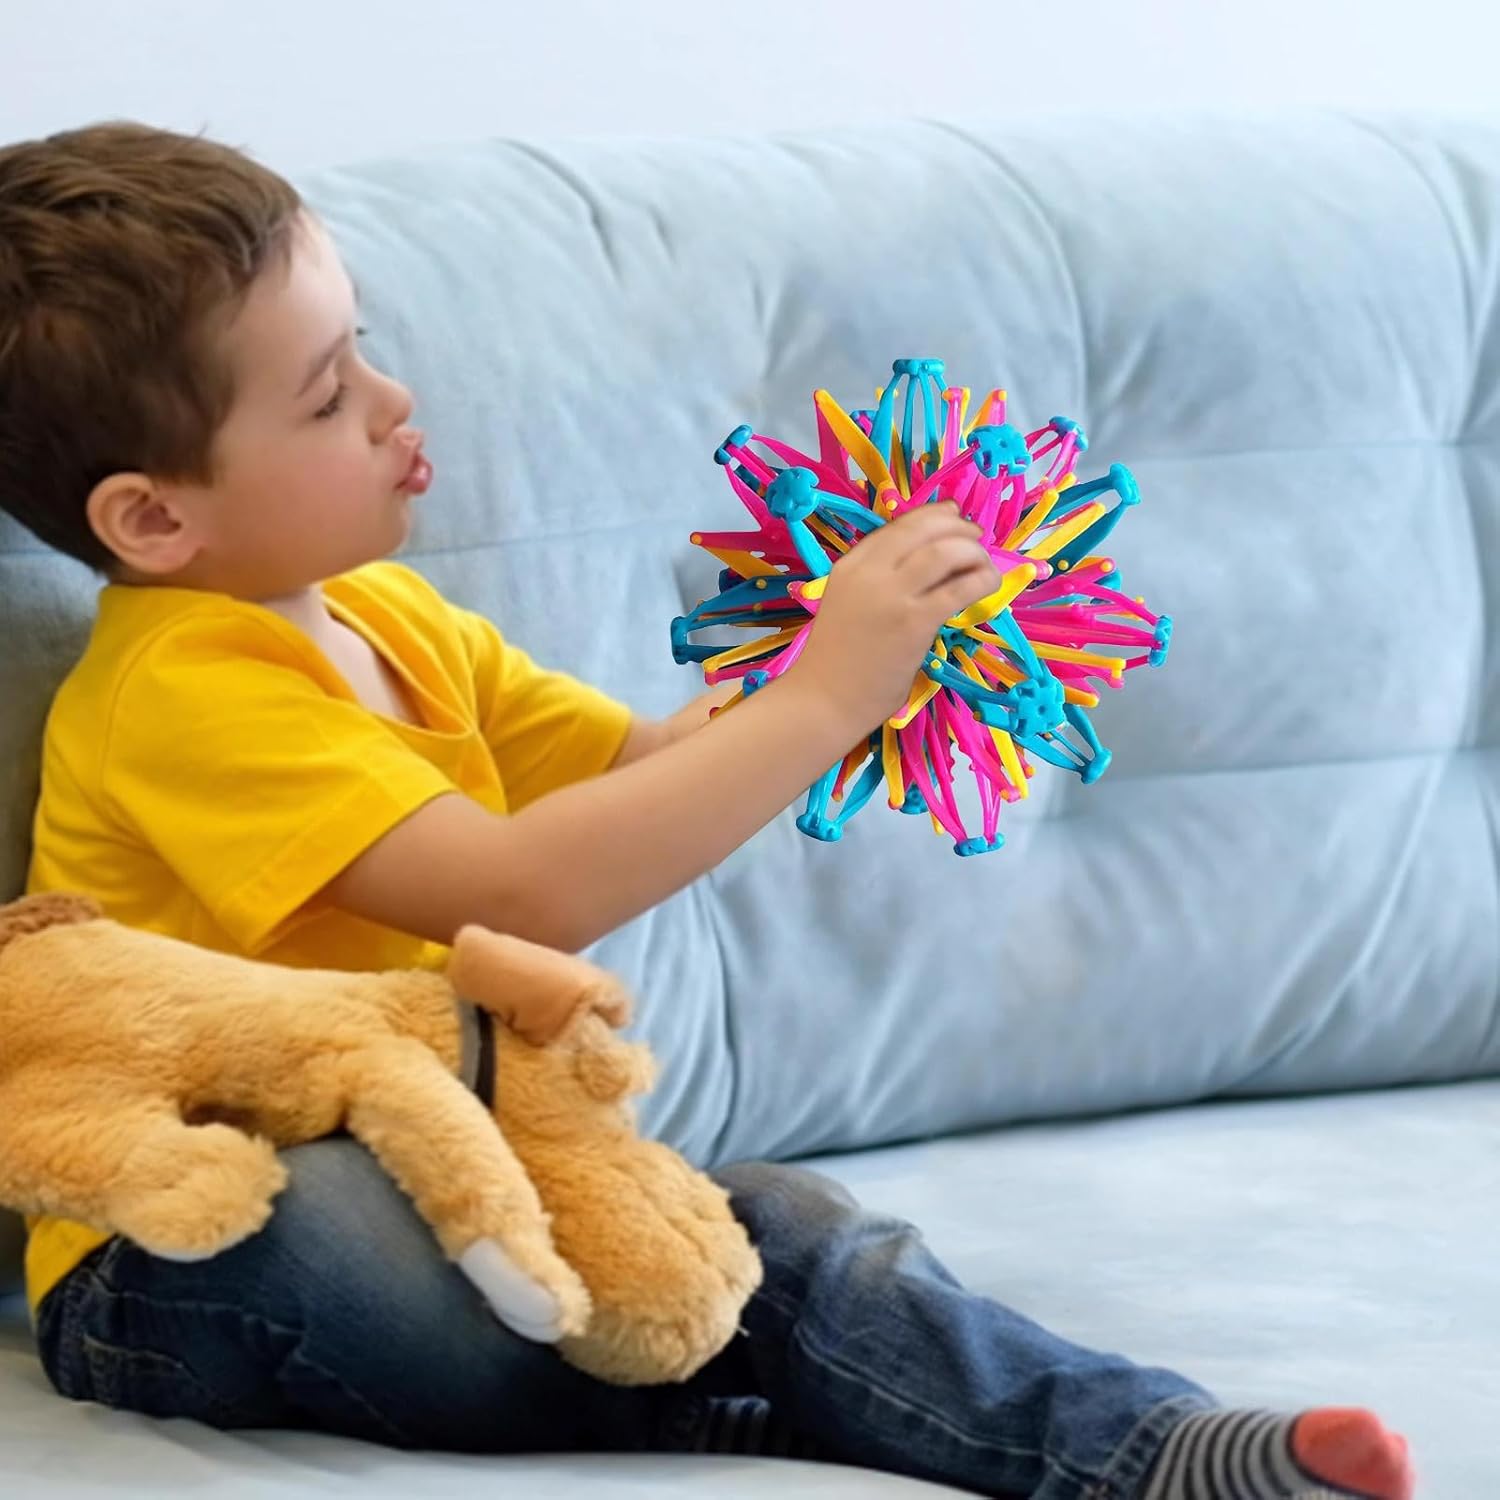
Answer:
[
  {"xmin": 496, "ymin": 675, "xmax": 856, "ymax": 950},
  {"xmin": 612, "ymin": 682, "xmax": 741, "ymax": 767}
]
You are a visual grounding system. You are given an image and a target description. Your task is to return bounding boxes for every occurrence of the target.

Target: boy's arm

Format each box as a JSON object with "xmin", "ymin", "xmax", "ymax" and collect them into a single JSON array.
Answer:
[
  {"xmin": 324, "ymin": 671, "xmax": 858, "ymax": 953},
  {"xmin": 322, "ymin": 504, "xmax": 999, "ymax": 953},
  {"xmin": 610, "ymin": 681, "xmax": 741, "ymax": 767}
]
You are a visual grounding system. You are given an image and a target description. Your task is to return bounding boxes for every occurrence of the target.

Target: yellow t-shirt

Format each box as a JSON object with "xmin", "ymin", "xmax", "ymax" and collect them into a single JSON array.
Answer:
[{"xmin": 24, "ymin": 560, "xmax": 632, "ymax": 1310}]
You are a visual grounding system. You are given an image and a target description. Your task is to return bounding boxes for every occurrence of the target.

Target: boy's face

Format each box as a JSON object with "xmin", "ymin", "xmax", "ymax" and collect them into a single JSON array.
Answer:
[{"xmin": 136, "ymin": 213, "xmax": 428, "ymax": 599}]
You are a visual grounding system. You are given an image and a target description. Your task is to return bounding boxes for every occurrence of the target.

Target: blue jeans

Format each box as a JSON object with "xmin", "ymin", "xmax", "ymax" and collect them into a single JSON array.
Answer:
[{"xmin": 35, "ymin": 1140, "xmax": 1211, "ymax": 1499}]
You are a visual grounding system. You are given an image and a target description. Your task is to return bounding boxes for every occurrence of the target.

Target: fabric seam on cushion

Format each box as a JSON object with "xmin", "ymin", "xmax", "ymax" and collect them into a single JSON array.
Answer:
[
  {"xmin": 1342, "ymin": 112, "xmax": 1480, "ymax": 438},
  {"xmin": 922, "ymin": 119, "xmax": 1090, "ymax": 414}
]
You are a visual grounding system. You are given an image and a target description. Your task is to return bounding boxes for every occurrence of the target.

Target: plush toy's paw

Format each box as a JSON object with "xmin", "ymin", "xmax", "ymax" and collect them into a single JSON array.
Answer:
[
  {"xmin": 458, "ymin": 1236, "xmax": 592, "ymax": 1343},
  {"xmin": 110, "ymin": 1126, "xmax": 287, "ymax": 1262},
  {"xmin": 541, "ymin": 1149, "xmax": 764, "ymax": 1386}
]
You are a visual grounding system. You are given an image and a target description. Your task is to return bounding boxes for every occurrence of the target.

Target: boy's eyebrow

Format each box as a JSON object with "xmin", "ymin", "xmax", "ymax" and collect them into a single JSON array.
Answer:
[
  {"xmin": 296, "ymin": 333, "xmax": 348, "ymax": 398},
  {"xmin": 294, "ymin": 278, "xmax": 363, "ymax": 399}
]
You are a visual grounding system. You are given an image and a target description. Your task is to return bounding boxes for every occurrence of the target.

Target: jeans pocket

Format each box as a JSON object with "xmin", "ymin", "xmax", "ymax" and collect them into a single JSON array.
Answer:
[{"xmin": 81, "ymin": 1332, "xmax": 236, "ymax": 1425}]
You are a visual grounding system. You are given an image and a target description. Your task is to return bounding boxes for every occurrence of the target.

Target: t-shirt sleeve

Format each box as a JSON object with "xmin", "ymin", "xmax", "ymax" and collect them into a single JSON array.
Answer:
[
  {"xmin": 450, "ymin": 605, "xmax": 632, "ymax": 812},
  {"xmin": 100, "ymin": 615, "xmax": 457, "ymax": 955}
]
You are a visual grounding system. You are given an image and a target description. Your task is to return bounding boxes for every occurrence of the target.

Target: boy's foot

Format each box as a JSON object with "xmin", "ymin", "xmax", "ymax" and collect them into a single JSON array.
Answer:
[{"xmin": 1137, "ymin": 1407, "xmax": 1414, "ymax": 1499}]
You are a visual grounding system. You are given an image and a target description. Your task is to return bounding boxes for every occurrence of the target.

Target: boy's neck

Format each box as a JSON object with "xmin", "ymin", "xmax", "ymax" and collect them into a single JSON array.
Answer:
[
  {"xmin": 109, "ymin": 567, "xmax": 343, "ymax": 646},
  {"xmin": 110, "ymin": 565, "xmax": 335, "ymax": 639},
  {"xmin": 257, "ymin": 585, "xmax": 334, "ymax": 639}
]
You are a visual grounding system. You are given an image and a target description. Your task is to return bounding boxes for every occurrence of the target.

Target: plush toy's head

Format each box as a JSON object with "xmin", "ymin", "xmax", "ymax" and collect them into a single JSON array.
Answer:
[{"xmin": 498, "ymin": 1004, "xmax": 657, "ymax": 1137}]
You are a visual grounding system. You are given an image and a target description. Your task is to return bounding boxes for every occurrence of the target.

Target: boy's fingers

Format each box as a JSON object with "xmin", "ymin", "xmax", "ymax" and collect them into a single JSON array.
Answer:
[
  {"xmin": 928, "ymin": 560, "xmax": 1004, "ymax": 618},
  {"xmin": 897, "ymin": 535, "xmax": 995, "ymax": 595},
  {"xmin": 872, "ymin": 509, "xmax": 982, "ymax": 570}
]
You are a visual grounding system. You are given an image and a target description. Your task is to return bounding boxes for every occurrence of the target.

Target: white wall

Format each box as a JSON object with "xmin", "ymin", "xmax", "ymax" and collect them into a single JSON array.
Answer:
[{"xmin": 3, "ymin": 0, "xmax": 1497, "ymax": 174}]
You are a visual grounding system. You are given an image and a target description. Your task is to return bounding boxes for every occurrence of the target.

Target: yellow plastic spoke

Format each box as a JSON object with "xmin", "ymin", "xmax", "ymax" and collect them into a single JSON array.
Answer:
[
  {"xmin": 1025, "ymin": 500, "xmax": 1107, "ymax": 561},
  {"xmin": 990, "ymin": 726, "xmax": 1029, "ymax": 798},
  {"xmin": 814, "ymin": 390, "xmax": 895, "ymax": 504},
  {"xmin": 1030, "ymin": 643, "xmax": 1125, "ymax": 682},
  {"xmin": 889, "ymin": 430, "xmax": 912, "ymax": 498},
  {"xmin": 695, "ymin": 542, "xmax": 780, "ymax": 579},
  {"xmin": 891, "ymin": 673, "xmax": 943, "ymax": 729},
  {"xmin": 704, "ymin": 625, "xmax": 803, "ymax": 672},
  {"xmin": 946, "ymin": 562, "xmax": 1037, "ymax": 630},
  {"xmin": 1003, "ymin": 487, "xmax": 1059, "ymax": 550},
  {"xmin": 962, "ymin": 387, "xmax": 1006, "ymax": 437},
  {"xmin": 881, "ymin": 722, "xmax": 904, "ymax": 807}
]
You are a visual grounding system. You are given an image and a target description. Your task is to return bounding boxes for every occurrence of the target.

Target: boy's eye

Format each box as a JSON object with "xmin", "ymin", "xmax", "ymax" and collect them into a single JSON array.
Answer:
[
  {"xmin": 313, "ymin": 384, "xmax": 347, "ymax": 420},
  {"xmin": 310, "ymin": 329, "xmax": 367, "ymax": 419}
]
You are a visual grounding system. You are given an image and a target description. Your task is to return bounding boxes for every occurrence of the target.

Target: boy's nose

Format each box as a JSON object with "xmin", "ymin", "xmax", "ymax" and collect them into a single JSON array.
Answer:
[
  {"xmin": 387, "ymin": 386, "xmax": 415, "ymax": 433},
  {"xmin": 372, "ymin": 371, "xmax": 415, "ymax": 437}
]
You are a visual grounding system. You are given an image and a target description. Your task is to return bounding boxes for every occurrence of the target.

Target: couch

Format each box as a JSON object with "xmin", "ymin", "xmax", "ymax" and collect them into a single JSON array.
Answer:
[{"xmin": 2, "ymin": 109, "xmax": 1496, "ymax": 1497}]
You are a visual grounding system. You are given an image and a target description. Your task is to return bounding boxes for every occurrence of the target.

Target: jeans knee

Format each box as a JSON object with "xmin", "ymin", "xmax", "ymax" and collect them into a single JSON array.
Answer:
[
  {"xmin": 714, "ymin": 1162, "xmax": 860, "ymax": 1225},
  {"xmin": 712, "ymin": 1161, "xmax": 900, "ymax": 1280}
]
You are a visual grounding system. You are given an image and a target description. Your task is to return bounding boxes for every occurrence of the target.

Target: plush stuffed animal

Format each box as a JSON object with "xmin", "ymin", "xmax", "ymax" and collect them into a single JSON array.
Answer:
[{"xmin": 0, "ymin": 892, "xmax": 760, "ymax": 1386}]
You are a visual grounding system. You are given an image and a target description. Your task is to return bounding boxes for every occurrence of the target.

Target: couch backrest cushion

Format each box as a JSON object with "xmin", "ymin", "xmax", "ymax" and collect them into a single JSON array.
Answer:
[{"xmin": 1, "ymin": 118, "xmax": 1496, "ymax": 1279}]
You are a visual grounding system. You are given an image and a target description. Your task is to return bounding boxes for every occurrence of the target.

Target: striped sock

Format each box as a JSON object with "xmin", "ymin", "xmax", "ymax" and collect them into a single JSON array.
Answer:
[{"xmin": 1137, "ymin": 1408, "xmax": 1414, "ymax": 1500}]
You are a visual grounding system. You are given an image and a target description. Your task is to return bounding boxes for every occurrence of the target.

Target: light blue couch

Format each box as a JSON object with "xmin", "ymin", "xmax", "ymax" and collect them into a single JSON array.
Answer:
[{"xmin": 2, "ymin": 111, "xmax": 1496, "ymax": 1499}]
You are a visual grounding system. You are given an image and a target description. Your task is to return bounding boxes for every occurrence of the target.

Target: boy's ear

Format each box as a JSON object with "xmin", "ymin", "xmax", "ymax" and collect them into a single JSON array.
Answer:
[{"xmin": 86, "ymin": 471, "xmax": 204, "ymax": 577}]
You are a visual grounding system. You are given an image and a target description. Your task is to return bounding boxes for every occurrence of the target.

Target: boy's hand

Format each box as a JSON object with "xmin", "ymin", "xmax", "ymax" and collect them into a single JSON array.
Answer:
[{"xmin": 789, "ymin": 503, "xmax": 1001, "ymax": 732}]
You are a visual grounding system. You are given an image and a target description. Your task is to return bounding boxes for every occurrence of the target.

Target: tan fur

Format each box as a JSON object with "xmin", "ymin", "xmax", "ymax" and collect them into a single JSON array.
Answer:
[
  {"xmin": 0, "ymin": 894, "xmax": 761, "ymax": 1386},
  {"xmin": 0, "ymin": 891, "xmax": 103, "ymax": 952}
]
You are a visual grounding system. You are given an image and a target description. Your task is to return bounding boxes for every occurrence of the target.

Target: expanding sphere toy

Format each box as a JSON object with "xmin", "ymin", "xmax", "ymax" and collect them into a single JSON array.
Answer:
[{"xmin": 670, "ymin": 359, "xmax": 1173, "ymax": 855}]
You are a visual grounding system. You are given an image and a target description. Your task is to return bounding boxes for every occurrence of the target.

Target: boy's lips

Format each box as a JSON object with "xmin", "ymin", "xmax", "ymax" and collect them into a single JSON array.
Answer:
[{"xmin": 398, "ymin": 448, "xmax": 432, "ymax": 496}]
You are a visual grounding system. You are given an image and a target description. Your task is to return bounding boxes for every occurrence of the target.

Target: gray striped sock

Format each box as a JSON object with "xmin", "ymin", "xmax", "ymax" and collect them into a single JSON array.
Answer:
[{"xmin": 1137, "ymin": 1411, "xmax": 1355, "ymax": 1499}]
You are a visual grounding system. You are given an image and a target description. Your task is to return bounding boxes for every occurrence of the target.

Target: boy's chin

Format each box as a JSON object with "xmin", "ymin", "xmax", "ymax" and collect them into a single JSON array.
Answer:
[
  {"xmin": 317, "ymin": 521, "xmax": 411, "ymax": 581},
  {"xmin": 385, "ymin": 503, "xmax": 415, "ymax": 553}
]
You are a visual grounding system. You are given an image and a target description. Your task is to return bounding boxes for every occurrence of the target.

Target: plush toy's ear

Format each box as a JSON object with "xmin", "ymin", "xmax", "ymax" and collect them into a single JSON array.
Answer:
[
  {"xmin": 0, "ymin": 892, "xmax": 104, "ymax": 956},
  {"xmin": 449, "ymin": 925, "xmax": 632, "ymax": 1046}
]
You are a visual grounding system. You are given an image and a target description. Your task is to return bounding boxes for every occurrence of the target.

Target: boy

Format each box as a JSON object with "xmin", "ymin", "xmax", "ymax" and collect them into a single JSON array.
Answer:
[{"xmin": 0, "ymin": 123, "xmax": 1412, "ymax": 1500}]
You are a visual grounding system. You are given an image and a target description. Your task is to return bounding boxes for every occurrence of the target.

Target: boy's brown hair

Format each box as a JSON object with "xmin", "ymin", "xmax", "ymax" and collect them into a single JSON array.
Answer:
[{"xmin": 0, "ymin": 122, "xmax": 301, "ymax": 570}]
